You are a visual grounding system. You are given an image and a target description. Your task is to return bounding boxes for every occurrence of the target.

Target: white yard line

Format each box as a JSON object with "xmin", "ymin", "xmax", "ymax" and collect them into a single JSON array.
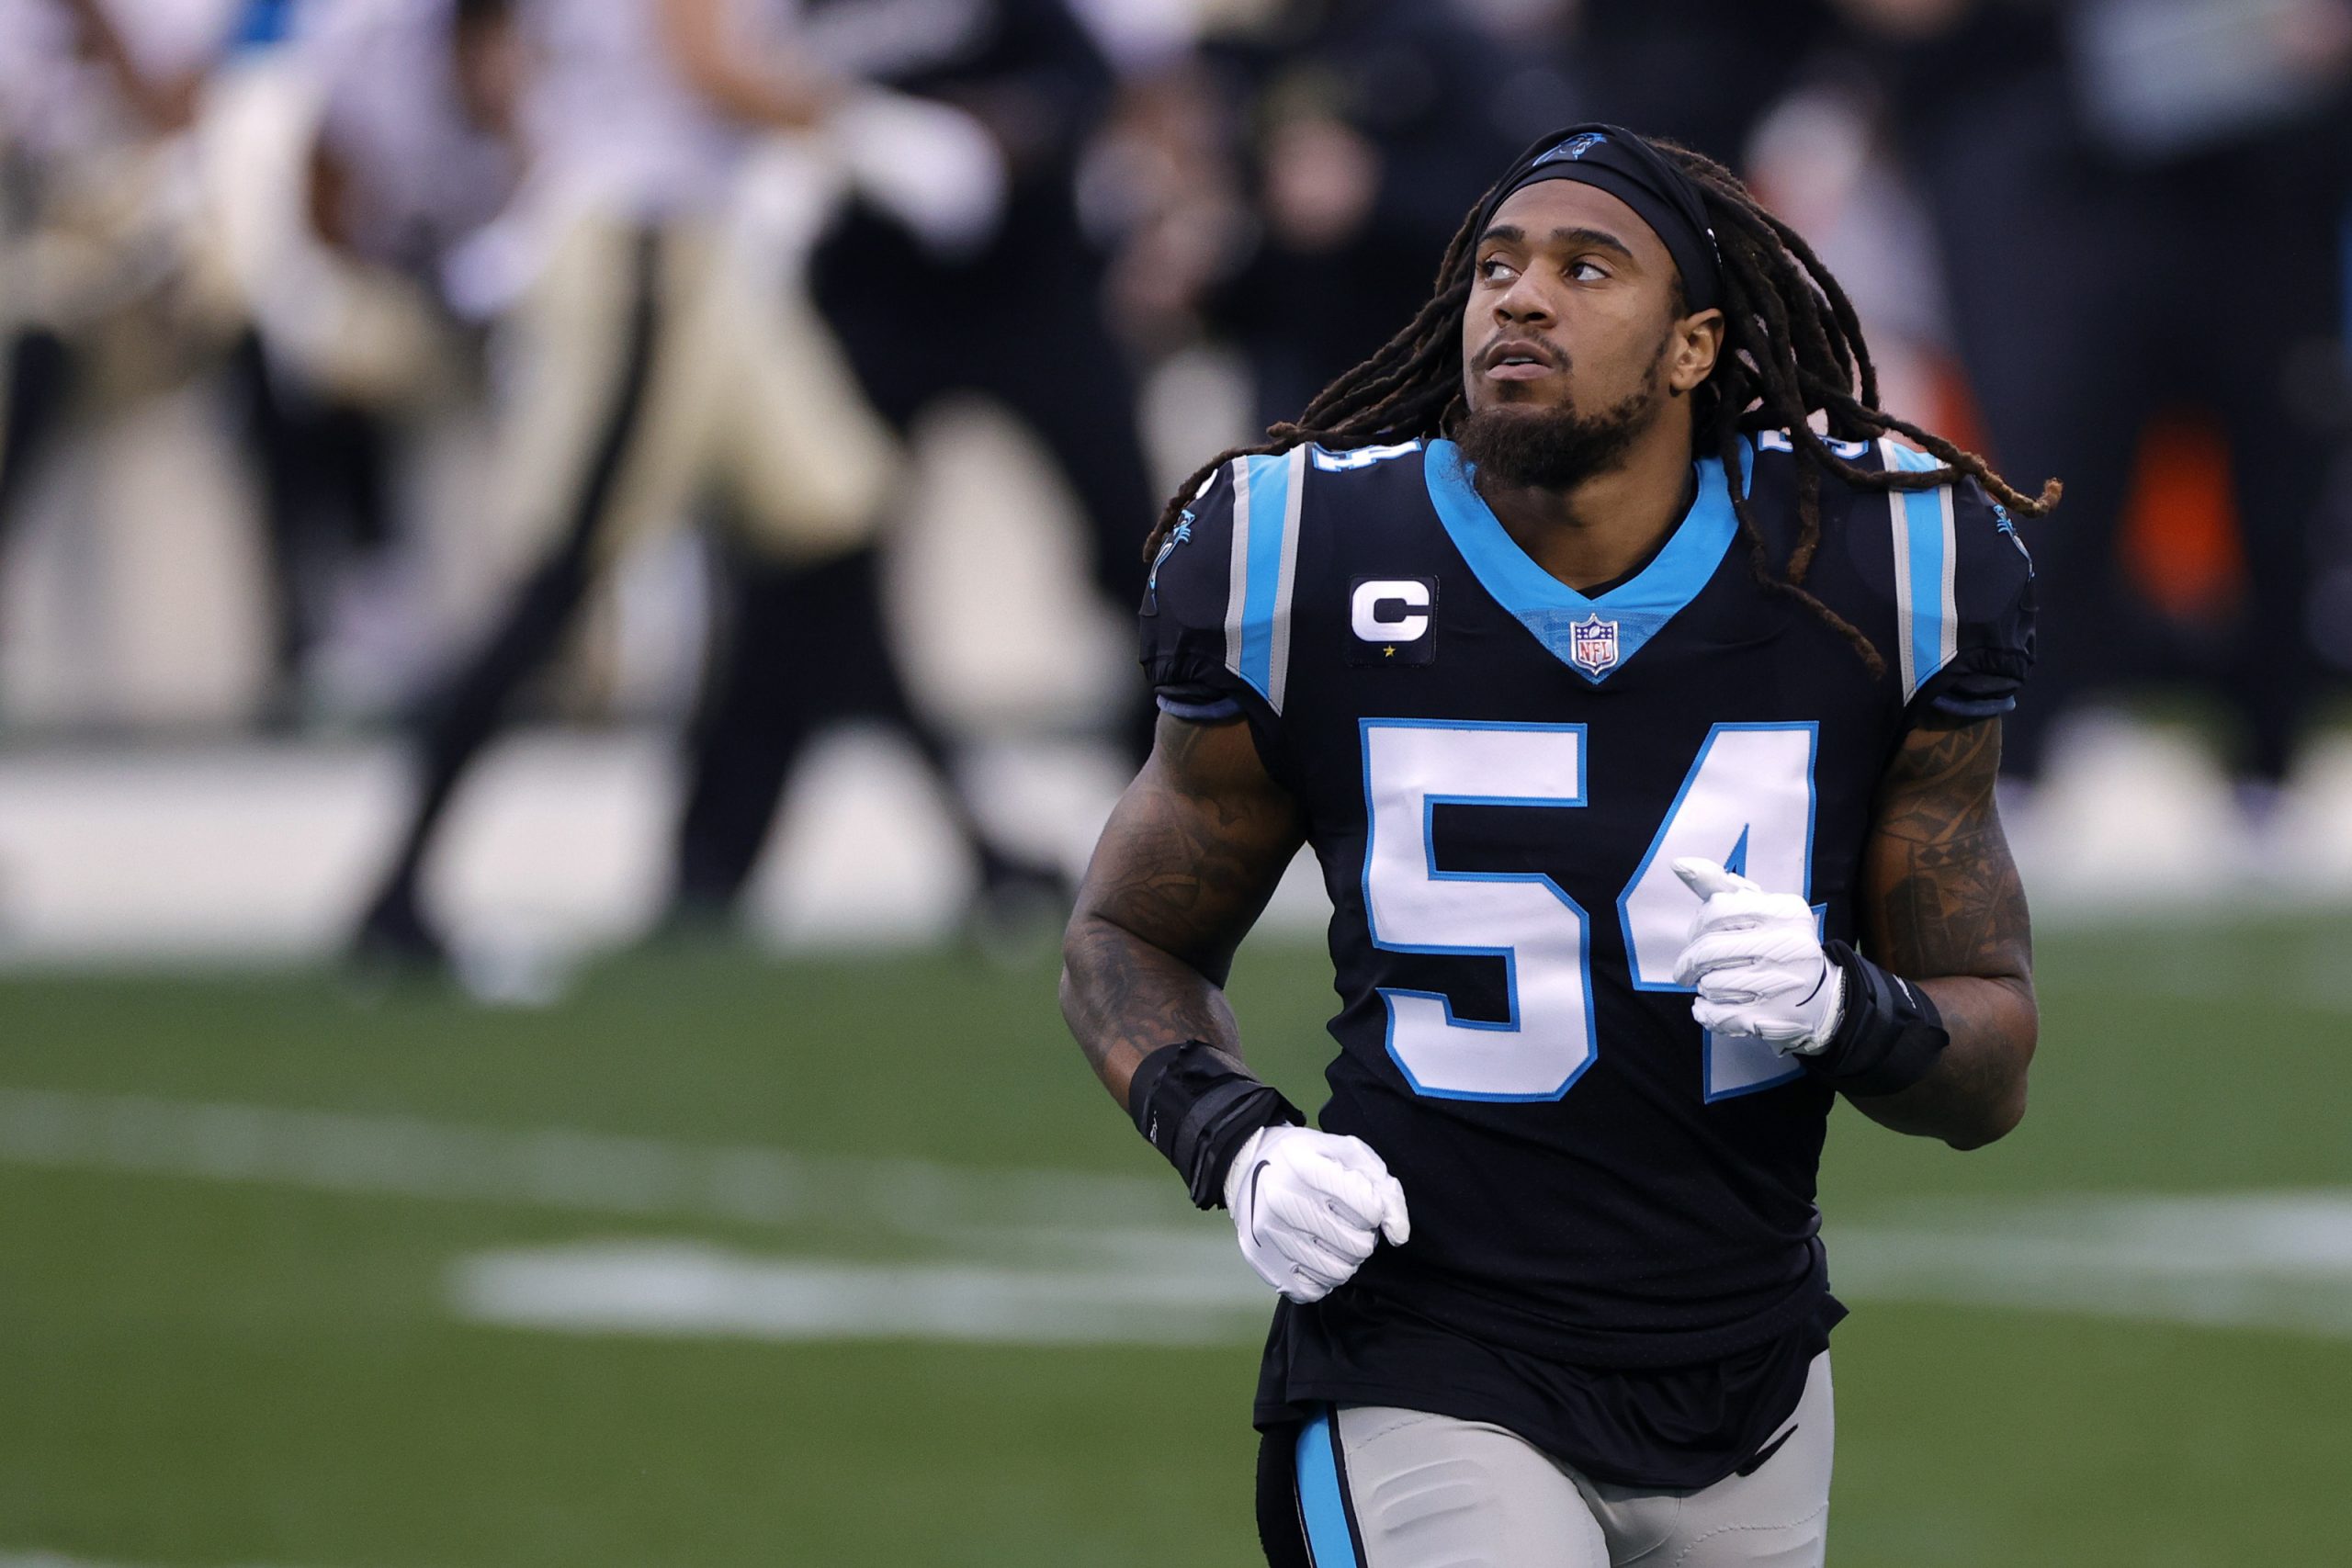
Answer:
[
  {"xmin": 15, "ymin": 1088, "xmax": 2352, "ymax": 1346},
  {"xmin": 0, "ymin": 1087, "xmax": 1266, "ymax": 1348},
  {"xmin": 458, "ymin": 1190, "xmax": 2352, "ymax": 1347},
  {"xmin": 1832, "ymin": 1191, "xmax": 2352, "ymax": 1338},
  {"xmin": 453, "ymin": 1239, "xmax": 1268, "ymax": 1347},
  {"xmin": 453, "ymin": 1193, "xmax": 2352, "ymax": 1348},
  {"xmin": 0, "ymin": 1087, "xmax": 1188, "ymax": 1238}
]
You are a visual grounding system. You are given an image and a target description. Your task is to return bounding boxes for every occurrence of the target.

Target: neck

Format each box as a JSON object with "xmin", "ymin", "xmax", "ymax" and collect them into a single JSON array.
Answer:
[{"xmin": 1474, "ymin": 404, "xmax": 1697, "ymax": 592}]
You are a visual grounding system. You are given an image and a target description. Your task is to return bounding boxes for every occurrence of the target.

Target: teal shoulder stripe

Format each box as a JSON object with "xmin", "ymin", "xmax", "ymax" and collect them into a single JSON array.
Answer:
[
  {"xmin": 1225, "ymin": 448, "xmax": 1306, "ymax": 711},
  {"xmin": 1883, "ymin": 440, "xmax": 1958, "ymax": 701}
]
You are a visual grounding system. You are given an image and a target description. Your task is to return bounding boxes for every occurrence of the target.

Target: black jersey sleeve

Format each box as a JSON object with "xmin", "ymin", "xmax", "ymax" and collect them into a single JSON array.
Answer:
[
  {"xmin": 1845, "ymin": 434, "xmax": 2038, "ymax": 725},
  {"xmin": 1140, "ymin": 462, "xmax": 1249, "ymax": 721},
  {"xmin": 1768, "ymin": 432, "xmax": 2037, "ymax": 726},
  {"xmin": 1908, "ymin": 475, "xmax": 2037, "ymax": 725},
  {"xmin": 1138, "ymin": 452, "xmax": 1307, "ymax": 743}
]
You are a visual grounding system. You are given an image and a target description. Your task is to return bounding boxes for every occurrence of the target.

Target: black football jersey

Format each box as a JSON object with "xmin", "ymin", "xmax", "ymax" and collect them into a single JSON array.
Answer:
[{"xmin": 1139, "ymin": 432, "xmax": 2035, "ymax": 1485}]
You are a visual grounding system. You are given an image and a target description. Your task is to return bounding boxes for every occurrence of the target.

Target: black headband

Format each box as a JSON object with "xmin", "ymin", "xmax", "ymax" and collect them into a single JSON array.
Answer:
[{"xmin": 1476, "ymin": 125, "xmax": 1722, "ymax": 316}]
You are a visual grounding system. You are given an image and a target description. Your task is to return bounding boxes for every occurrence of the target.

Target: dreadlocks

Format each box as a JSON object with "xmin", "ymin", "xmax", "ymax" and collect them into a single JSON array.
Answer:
[{"xmin": 1142, "ymin": 141, "xmax": 2059, "ymax": 682}]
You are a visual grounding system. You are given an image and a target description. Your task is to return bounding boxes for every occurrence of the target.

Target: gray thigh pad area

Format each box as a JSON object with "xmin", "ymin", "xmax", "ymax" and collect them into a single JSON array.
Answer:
[{"xmin": 1331, "ymin": 1354, "xmax": 1833, "ymax": 1568}]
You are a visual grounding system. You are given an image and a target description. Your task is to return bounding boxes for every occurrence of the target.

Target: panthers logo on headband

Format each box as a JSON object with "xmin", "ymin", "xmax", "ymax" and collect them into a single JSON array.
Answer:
[{"xmin": 1536, "ymin": 131, "xmax": 1609, "ymax": 165}]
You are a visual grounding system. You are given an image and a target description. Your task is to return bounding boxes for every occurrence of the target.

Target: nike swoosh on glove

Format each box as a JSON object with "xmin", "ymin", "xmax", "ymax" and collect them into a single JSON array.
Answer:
[
  {"xmin": 1223, "ymin": 1124, "xmax": 1409, "ymax": 1303},
  {"xmin": 1670, "ymin": 857, "xmax": 1846, "ymax": 1055}
]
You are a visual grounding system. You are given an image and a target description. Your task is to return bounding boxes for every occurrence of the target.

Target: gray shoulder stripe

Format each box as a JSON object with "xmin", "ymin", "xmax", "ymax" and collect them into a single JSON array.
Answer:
[
  {"xmin": 1223, "ymin": 457, "xmax": 1251, "ymax": 691},
  {"xmin": 1221, "ymin": 449, "xmax": 1307, "ymax": 714}
]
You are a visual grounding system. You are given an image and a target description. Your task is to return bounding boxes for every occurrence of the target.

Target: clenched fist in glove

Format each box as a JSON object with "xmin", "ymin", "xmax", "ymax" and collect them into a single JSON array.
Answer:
[
  {"xmin": 1223, "ymin": 1124, "xmax": 1410, "ymax": 1303},
  {"xmin": 1670, "ymin": 857, "xmax": 1843, "ymax": 1054}
]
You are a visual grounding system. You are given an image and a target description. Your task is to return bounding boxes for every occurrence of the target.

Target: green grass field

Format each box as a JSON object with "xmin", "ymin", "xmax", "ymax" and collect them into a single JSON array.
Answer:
[{"xmin": 4, "ymin": 912, "xmax": 2350, "ymax": 1566}]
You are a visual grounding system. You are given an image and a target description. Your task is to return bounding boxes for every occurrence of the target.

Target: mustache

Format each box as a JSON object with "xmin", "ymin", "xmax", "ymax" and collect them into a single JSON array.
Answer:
[{"xmin": 1474, "ymin": 333, "xmax": 1568, "ymax": 373}]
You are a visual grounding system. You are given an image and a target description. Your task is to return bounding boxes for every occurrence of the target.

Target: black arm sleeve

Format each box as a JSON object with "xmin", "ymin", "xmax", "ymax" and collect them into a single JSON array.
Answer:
[
  {"xmin": 1139, "ymin": 462, "xmax": 1279, "ymax": 737},
  {"xmin": 1909, "ymin": 478, "xmax": 2038, "ymax": 726}
]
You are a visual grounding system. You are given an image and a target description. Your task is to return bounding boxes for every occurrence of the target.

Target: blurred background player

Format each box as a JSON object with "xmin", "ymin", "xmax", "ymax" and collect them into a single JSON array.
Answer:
[
  {"xmin": 1837, "ymin": 0, "xmax": 2352, "ymax": 814},
  {"xmin": 221, "ymin": 0, "xmax": 526, "ymax": 724},
  {"xmin": 348, "ymin": 0, "xmax": 927, "ymax": 965},
  {"xmin": 0, "ymin": 0, "xmax": 243, "ymax": 582},
  {"xmin": 665, "ymin": 0, "xmax": 1133, "ymax": 931},
  {"xmin": 347, "ymin": 0, "xmax": 1077, "ymax": 968},
  {"xmin": 1188, "ymin": 0, "xmax": 1524, "ymax": 431},
  {"xmin": 1128, "ymin": 0, "xmax": 1830, "ymax": 441}
]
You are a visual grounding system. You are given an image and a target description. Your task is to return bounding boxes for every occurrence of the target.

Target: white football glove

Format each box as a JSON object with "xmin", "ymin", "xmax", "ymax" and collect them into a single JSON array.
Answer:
[
  {"xmin": 1223, "ymin": 1124, "xmax": 1409, "ymax": 1303},
  {"xmin": 1670, "ymin": 857, "xmax": 1845, "ymax": 1055}
]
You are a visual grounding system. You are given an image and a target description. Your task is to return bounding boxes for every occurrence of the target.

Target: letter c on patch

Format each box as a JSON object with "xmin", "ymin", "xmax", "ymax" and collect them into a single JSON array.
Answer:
[{"xmin": 1351, "ymin": 579, "xmax": 1432, "ymax": 643}]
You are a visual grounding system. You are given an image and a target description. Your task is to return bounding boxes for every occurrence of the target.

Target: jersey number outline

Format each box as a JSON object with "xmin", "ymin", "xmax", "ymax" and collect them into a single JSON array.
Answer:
[{"xmin": 1362, "ymin": 719, "xmax": 1818, "ymax": 1103}]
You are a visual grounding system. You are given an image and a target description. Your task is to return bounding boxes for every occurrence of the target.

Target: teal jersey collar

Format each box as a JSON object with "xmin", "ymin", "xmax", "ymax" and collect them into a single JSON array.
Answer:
[{"xmin": 1423, "ymin": 436, "xmax": 1750, "ymax": 682}]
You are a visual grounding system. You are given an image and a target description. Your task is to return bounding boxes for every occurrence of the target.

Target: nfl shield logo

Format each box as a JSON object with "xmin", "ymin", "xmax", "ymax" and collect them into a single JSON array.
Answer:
[{"xmin": 1569, "ymin": 613, "xmax": 1620, "ymax": 675}]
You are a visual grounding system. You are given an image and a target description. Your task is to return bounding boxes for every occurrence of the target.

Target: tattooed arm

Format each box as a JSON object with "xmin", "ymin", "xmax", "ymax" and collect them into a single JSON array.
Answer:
[
  {"xmin": 1060, "ymin": 714, "xmax": 1306, "ymax": 1110},
  {"xmin": 1849, "ymin": 716, "xmax": 2037, "ymax": 1149}
]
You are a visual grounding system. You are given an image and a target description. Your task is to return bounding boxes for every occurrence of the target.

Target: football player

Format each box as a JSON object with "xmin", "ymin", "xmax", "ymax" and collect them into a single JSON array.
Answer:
[
  {"xmin": 350, "ymin": 0, "xmax": 904, "ymax": 966},
  {"xmin": 1061, "ymin": 125, "xmax": 2056, "ymax": 1566}
]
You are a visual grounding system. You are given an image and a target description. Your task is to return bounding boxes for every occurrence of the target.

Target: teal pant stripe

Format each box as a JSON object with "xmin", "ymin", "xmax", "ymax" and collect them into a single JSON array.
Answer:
[{"xmin": 1295, "ymin": 1408, "xmax": 1363, "ymax": 1567}]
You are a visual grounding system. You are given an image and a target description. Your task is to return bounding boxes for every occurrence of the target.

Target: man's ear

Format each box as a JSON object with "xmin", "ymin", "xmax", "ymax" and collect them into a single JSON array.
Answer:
[{"xmin": 1668, "ymin": 308, "xmax": 1724, "ymax": 393}]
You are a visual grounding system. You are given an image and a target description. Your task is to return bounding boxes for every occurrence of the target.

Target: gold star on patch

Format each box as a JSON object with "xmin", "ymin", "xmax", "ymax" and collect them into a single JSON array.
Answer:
[{"xmin": 1383, "ymin": 646, "xmax": 1396, "ymax": 657}]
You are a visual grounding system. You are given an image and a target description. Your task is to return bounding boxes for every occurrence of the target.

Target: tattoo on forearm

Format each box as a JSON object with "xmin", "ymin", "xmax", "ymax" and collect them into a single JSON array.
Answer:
[
  {"xmin": 1853, "ymin": 716, "xmax": 2038, "ymax": 1142},
  {"xmin": 1059, "ymin": 919, "xmax": 1239, "ymax": 1094},
  {"xmin": 1870, "ymin": 719, "xmax": 2030, "ymax": 986},
  {"xmin": 1060, "ymin": 719, "xmax": 1301, "ymax": 1101}
]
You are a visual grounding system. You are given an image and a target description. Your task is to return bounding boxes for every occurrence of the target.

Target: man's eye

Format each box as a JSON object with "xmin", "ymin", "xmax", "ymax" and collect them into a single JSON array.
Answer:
[
  {"xmin": 1568, "ymin": 259, "xmax": 1608, "ymax": 282},
  {"xmin": 1478, "ymin": 257, "xmax": 1518, "ymax": 283}
]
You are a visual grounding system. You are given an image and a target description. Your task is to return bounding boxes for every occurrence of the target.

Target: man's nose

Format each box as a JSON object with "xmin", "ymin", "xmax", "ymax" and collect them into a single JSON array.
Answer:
[{"xmin": 1492, "ymin": 273, "xmax": 1555, "ymax": 327}]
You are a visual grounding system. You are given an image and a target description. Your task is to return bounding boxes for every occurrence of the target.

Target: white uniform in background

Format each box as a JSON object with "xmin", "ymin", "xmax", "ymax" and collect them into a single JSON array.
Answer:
[
  {"xmin": 350, "ymin": 0, "xmax": 923, "ymax": 959},
  {"xmin": 484, "ymin": 0, "xmax": 896, "ymax": 576},
  {"xmin": 524, "ymin": 0, "xmax": 752, "ymax": 224},
  {"xmin": 0, "ymin": 0, "xmax": 243, "ymax": 380},
  {"xmin": 0, "ymin": 0, "xmax": 236, "ymax": 168},
  {"xmin": 211, "ymin": 0, "xmax": 522, "ymax": 409},
  {"xmin": 303, "ymin": 0, "xmax": 520, "ymax": 280}
]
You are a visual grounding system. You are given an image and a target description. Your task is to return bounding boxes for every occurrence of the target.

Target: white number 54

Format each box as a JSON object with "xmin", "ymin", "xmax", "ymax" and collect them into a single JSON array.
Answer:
[{"xmin": 1362, "ymin": 719, "xmax": 1818, "ymax": 1104}]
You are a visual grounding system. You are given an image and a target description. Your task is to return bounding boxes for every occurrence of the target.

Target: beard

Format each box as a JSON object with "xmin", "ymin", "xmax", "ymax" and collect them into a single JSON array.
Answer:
[{"xmin": 1453, "ymin": 361, "xmax": 1670, "ymax": 491}]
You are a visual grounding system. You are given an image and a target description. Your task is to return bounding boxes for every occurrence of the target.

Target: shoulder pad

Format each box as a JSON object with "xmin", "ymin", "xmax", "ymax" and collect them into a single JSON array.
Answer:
[
  {"xmin": 1751, "ymin": 431, "xmax": 2036, "ymax": 718},
  {"xmin": 1139, "ymin": 446, "xmax": 1317, "ymax": 716},
  {"xmin": 1863, "ymin": 438, "xmax": 2037, "ymax": 719}
]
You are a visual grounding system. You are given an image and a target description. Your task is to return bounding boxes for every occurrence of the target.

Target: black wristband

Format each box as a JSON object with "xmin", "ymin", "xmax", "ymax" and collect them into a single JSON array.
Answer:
[
  {"xmin": 1127, "ymin": 1041, "xmax": 1303, "ymax": 1209},
  {"xmin": 1804, "ymin": 942, "xmax": 1950, "ymax": 1097}
]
